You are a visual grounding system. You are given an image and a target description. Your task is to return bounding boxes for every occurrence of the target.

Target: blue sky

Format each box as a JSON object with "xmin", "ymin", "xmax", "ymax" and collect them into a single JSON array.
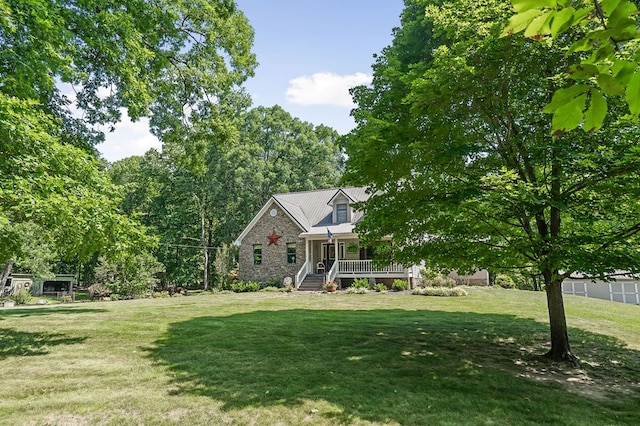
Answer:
[{"xmin": 98, "ymin": 0, "xmax": 404, "ymax": 161}]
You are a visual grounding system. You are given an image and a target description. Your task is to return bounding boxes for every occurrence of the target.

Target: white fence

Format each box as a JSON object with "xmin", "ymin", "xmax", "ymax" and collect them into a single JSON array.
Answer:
[{"xmin": 563, "ymin": 281, "xmax": 640, "ymax": 305}]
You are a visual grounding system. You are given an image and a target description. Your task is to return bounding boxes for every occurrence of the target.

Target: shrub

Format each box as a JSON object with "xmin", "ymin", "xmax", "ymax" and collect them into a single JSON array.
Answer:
[
  {"xmin": 59, "ymin": 295, "xmax": 72, "ymax": 303},
  {"xmin": 213, "ymin": 243, "xmax": 238, "ymax": 290},
  {"xmin": 421, "ymin": 274, "xmax": 456, "ymax": 288},
  {"xmin": 392, "ymin": 279, "xmax": 408, "ymax": 291},
  {"xmin": 11, "ymin": 289, "xmax": 32, "ymax": 305},
  {"xmin": 261, "ymin": 285, "xmax": 294, "ymax": 293},
  {"xmin": 94, "ymin": 252, "xmax": 165, "ymax": 299},
  {"xmin": 412, "ymin": 286, "xmax": 469, "ymax": 297},
  {"xmin": 152, "ymin": 291, "xmax": 171, "ymax": 298},
  {"xmin": 496, "ymin": 274, "xmax": 515, "ymax": 289},
  {"xmin": 345, "ymin": 286, "xmax": 368, "ymax": 294},
  {"xmin": 434, "ymin": 275, "xmax": 457, "ymax": 288},
  {"xmin": 419, "ymin": 267, "xmax": 440, "ymax": 281},
  {"xmin": 281, "ymin": 284, "xmax": 294, "ymax": 292},
  {"xmin": 352, "ymin": 278, "xmax": 370, "ymax": 289},
  {"xmin": 374, "ymin": 283, "xmax": 387, "ymax": 292},
  {"xmin": 231, "ymin": 281, "xmax": 261, "ymax": 293},
  {"xmin": 87, "ymin": 283, "xmax": 110, "ymax": 300}
]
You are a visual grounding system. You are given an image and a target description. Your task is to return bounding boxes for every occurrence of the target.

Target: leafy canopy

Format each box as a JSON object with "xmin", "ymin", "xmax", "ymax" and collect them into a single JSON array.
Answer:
[{"xmin": 503, "ymin": 0, "xmax": 640, "ymax": 136}]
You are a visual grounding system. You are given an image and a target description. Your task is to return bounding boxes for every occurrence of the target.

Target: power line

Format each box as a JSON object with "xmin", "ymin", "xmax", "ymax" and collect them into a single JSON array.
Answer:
[{"xmin": 159, "ymin": 243, "xmax": 222, "ymax": 250}]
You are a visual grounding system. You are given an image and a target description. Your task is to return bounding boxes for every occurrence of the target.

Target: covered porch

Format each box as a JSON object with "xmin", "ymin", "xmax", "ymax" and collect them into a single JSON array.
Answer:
[{"xmin": 294, "ymin": 229, "xmax": 413, "ymax": 289}]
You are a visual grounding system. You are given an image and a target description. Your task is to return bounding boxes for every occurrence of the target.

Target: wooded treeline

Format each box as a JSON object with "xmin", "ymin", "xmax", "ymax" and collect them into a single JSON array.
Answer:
[{"xmin": 109, "ymin": 105, "xmax": 343, "ymax": 290}]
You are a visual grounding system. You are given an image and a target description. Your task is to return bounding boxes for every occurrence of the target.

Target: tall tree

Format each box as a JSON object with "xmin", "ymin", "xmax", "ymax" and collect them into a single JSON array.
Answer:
[
  {"xmin": 1, "ymin": 0, "xmax": 256, "ymax": 149},
  {"xmin": 1, "ymin": 0, "xmax": 255, "ymax": 280},
  {"xmin": 0, "ymin": 95, "xmax": 152, "ymax": 288},
  {"xmin": 112, "ymin": 105, "xmax": 344, "ymax": 288},
  {"xmin": 343, "ymin": 0, "xmax": 640, "ymax": 363}
]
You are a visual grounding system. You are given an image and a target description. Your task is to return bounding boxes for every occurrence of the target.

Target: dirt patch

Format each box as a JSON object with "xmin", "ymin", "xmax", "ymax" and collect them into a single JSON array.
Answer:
[{"xmin": 491, "ymin": 342, "xmax": 640, "ymax": 402}]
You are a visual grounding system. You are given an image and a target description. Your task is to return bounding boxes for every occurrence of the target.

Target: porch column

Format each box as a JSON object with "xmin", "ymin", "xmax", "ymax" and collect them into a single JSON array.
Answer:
[
  {"xmin": 305, "ymin": 238, "xmax": 310, "ymax": 274},
  {"xmin": 334, "ymin": 237, "xmax": 339, "ymax": 275}
]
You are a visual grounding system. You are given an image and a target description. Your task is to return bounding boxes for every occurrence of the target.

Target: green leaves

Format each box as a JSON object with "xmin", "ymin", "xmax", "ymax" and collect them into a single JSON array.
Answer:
[
  {"xmin": 502, "ymin": 2, "xmax": 578, "ymax": 38},
  {"xmin": 505, "ymin": 0, "xmax": 640, "ymax": 136},
  {"xmin": 550, "ymin": 92, "xmax": 587, "ymax": 136},
  {"xmin": 626, "ymin": 71, "xmax": 640, "ymax": 115},
  {"xmin": 512, "ymin": 0, "xmax": 556, "ymax": 13},
  {"xmin": 544, "ymin": 86, "xmax": 611, "ymax": 135},
  {"xmin": 584, "ymin": 89, "xmax": 608, "ymax": 133}
]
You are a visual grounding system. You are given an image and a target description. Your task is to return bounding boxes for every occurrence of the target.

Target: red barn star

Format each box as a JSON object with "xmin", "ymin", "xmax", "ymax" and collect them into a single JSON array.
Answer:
[{"xmin": 267, "ymin": 230, "xmax": 282, "ymax": 246}]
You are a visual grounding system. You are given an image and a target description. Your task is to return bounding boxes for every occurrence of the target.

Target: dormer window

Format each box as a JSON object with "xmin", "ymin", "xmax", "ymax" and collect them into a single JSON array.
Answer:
[{"xmin": 336, "ymin": 203, "xmax": 348, "ymax": 223}]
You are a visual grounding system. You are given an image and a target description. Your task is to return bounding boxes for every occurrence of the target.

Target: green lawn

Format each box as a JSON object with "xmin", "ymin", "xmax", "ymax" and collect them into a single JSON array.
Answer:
[{"xmin": 0, "ymin": 288, "xmax": 638, "ymax": 425}]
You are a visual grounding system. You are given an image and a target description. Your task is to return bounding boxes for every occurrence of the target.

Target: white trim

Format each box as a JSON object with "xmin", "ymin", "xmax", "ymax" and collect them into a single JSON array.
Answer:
[{"xmin": 326, "ymin": 189, "xmax": 356, "ymax": 206}]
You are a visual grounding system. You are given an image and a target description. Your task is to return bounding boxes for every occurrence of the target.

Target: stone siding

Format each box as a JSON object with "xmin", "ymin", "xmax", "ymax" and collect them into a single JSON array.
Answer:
[{"xmin": 238, "ymin": 204, "xmax": 305, "ymax": 283}]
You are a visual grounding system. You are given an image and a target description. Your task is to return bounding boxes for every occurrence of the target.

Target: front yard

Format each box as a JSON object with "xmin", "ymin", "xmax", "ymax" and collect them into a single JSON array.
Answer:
[{"xmin": 0, "ymin": 288, "xmax": 638, "ymax": 425}]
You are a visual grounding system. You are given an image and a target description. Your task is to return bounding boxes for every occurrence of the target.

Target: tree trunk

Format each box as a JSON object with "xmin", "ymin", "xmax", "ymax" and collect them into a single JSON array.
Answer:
[
  {"xmin": 543, "ymin": 272, "xmax": 579, "ymax": 366},
  {"xmin": 531, "ymin": 274, "xmax": 540, "ymax": 291},
  {"xmin": 201, "ymin": 210, "xmax": 209, "ymax": 291},
  {"xmin": 0, "ymin": 260, "xmax": 14, "ymax": 297}
]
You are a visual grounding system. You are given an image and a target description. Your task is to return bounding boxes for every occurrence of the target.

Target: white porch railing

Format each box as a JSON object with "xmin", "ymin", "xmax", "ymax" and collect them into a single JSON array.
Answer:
[
  {"xmin": 295, "ymin": 260, "xmax": 309, "ymax": 289},
  {"xmin": 337, "ymin": 260, "xmax": 406, "ymax": 275},
  {"xmin": 326, "ymin": 261, "xmax": 338, "ymax": 284}
]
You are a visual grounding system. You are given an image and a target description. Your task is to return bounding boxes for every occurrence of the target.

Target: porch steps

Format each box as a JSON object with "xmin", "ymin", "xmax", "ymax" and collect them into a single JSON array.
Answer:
[{"xmin": 298, "ymin": 274, "xmax": 325, "ymax": 291}]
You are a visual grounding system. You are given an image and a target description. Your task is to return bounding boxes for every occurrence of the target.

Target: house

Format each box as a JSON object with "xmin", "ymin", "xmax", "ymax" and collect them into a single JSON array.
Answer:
[{"xmin": 235, "ymin": 187, "xmax": 488, "ymax": 290}]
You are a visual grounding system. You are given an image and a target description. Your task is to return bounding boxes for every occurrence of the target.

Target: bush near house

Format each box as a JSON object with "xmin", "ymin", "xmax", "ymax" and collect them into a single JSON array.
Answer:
[
  {"xmin": 413, "ymin": 286, "xmax": 469, "ymax": 297},
  {"xmin": 262, "ymin": 285, "xmax": 295, "ymax": 293},
  {"xmin": 374, "ymin": 283, "xmax": 387, "ymax": 292},
  {"xmin": 346, "ymin": 286, "xmax": 368, "ymax": 294},
  {"xmin": 392, "ymin": 279, "xmax": 408, "ymax": 291},
  {"xmin": 420, "ymin": 267, "xmax": 456, "ymax": 287},
  {"xmin": 352, "ymin": 278, "xmax": 370, "ymax": 289},
  {"xmin": 230, "ymin": 281, "xmax": 261, "ymax": 293}
]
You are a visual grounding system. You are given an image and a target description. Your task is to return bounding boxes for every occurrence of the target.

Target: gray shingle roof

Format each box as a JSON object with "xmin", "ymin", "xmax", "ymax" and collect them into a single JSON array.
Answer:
[{"xmin": 273, "ymin": 187, "xmax": 370, "ymax": 231}]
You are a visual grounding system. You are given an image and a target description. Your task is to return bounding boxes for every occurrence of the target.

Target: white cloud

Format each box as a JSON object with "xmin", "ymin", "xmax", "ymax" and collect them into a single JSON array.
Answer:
[
  {"xmin": 285, "ymin": 72, "xmax": 372, "ymax": 107},
  {"xmin": 99, "ymin": 112, "xmax": 161, "ymax": 162},
  {"xmin": 55, "ymin": 81, "xmax": 160, "ymax": 162}
]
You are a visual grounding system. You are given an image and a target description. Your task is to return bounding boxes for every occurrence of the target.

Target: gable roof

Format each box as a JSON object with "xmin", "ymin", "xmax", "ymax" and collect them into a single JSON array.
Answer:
[
  {"xmin": 327, "ymin": 188, "xmax": 356, "ymax": 206},
  {"xmin": 235, "ymin": 187, "xmax": 370, "ymax": 245}
]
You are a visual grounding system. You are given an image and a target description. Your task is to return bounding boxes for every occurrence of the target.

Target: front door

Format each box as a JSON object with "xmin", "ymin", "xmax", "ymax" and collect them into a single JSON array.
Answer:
[
  {"xmin": 322, "ymin": 243, "xmax": 335, "ymax": 270},
  {"xmin": 322, "ymin": 242, "xmax": 344, "ymax": 270}
]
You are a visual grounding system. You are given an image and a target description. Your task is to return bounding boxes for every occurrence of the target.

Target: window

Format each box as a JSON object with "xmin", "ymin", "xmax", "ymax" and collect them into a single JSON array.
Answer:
[
  {"xmin": 365, "ymin": 245, "xmax": 376, "ymax": 260},
  {"xmin": 253, "ymin": 244, "xmax": 262, "ymax": 265},
  {"xmin": 287, "ymin": 243, "xmax": 297, "ymax": 264},
  {"xmin": 336, "ymin": 203, "xmax": 348, "ymax": 223}
]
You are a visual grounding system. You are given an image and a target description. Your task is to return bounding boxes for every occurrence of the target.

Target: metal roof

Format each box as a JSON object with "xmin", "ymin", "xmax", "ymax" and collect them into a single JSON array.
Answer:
[
  {"xmin": 235, "ymin": 187, "xmax": 371, "ymax": 245},
  {"xmin": 272, "ymin": 187, "xmax": 370, "ymax": 230}
]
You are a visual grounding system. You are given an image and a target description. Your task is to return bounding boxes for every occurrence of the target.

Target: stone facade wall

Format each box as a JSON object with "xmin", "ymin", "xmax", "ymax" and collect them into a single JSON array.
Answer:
[{"xmin": 238, "ymin": 204, "xmax": 305, "ymax": 283}]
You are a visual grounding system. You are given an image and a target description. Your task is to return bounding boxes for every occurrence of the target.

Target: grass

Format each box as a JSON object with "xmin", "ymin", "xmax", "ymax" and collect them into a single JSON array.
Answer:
[{"xmin": 0, "ymin": 287, "xmax": 638, "ymax": 425}]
